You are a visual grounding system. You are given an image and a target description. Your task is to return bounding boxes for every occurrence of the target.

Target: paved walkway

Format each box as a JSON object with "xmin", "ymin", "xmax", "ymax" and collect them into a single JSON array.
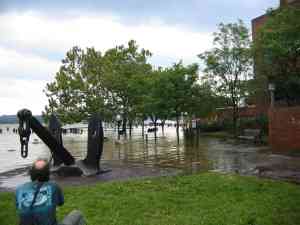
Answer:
[{"xmin": 1, "ymin": 153, "xmax": 300, "ymax": 192}]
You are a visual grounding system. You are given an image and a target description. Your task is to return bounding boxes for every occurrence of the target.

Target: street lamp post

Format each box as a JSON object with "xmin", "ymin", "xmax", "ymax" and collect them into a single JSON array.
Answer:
[
  {"xmin": 116, "ymin": 114, "xmax": 122, "ymax": 140},
  {"xmin": 268, "ymin": 83, "xmax": 276, "ymax": 108}
]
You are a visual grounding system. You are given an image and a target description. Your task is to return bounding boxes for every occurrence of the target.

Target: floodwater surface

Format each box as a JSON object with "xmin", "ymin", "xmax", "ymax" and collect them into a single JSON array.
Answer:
[{"xmin": 0, "ymin": 124, "xmax": 273, "ymax": 190}]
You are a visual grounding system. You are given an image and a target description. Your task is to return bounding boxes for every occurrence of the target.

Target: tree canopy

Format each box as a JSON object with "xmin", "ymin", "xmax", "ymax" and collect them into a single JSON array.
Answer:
[
  {"xmin": 199, "ymin": 20, "xmax": 253, "ymax": 134},
  {"xmin": 44, "ymin": 41, "xmax": 213, "ymax": 127},
  {"xmin": 45, "ymin": 47, "xmax": 106, "ymax": 123},
  {"xmin": 254, "ymin": 6, "xmax": 300, "ymax": 106},
  {"xmin": 44, "ymin": 25, "xmax": 246, "ymax": 133}
]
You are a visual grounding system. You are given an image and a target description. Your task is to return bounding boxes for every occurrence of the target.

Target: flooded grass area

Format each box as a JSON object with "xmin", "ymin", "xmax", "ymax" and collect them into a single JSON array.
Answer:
[{"xmin": 1, "ymin": 124, "xmax": 300, "ymax": 190}]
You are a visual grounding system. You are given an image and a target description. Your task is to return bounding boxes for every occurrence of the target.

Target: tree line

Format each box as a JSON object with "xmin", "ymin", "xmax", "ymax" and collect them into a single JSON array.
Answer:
[
  {"xmin": 44, "ymin": 5, "xmax": 300, "ymax": 136},
  {"xmin": 43, "ymin": 21, "xmax": 252, "ymax": 137}
]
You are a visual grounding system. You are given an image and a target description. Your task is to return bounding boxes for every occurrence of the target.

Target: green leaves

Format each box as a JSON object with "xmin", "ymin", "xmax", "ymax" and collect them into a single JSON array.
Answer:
[
  {"xmin": 199, "ymin": 21, "xmax": 252, "ymax": 103},
  {"xmin": 45, "ymin": 32, "xmax": 246, "ymax": 125},
  {"xmin": 255, "ymin": 6, "xmax": 300, "ymax": 106},
  {"xmin": 199, "ymin": 20, "xmax": 253, "ymax": 135},
  {"xmin": 44, "ymin": 46, "xmax": 107, "ymax": 123},
  {"xmin": 44, "ymin": 40, "xmax": 153, "ymax": 124}
]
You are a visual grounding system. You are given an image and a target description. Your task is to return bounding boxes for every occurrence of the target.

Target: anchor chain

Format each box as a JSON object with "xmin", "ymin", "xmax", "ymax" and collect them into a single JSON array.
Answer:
[{"xmin": 17, "ymin": 109, "xmax": 32, "ymax": 158}]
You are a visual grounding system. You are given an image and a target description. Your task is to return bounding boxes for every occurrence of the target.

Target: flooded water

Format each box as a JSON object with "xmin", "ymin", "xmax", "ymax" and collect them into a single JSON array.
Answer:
[
  {"xmin": 2, "ymin": 123, "xmax": 300, "ymax": 191},
  {"xmin": 0, "ymin": 124, "xmax": 269, "ymax": 174}
]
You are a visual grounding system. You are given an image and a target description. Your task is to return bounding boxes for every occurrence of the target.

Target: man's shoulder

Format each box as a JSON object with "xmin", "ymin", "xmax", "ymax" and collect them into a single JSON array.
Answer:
[
  {"xmin": 47, "ymin": 181, "xmax": 61, "ymax": 189},
  {"xmin": 16, "ymin": 181, "xmax": 60, "ymax": 192},
  {"xmin": 44, "ymin": 181, "xmax": 63, "ymax": 195},
  {"xmin": 16, "ymin": 181, "xmax": 34, "ymax": 192}
]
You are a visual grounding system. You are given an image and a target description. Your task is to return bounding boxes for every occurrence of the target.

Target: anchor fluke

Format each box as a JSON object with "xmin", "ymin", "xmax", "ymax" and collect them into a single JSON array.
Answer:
[{"xmin": 17, "ymin": 109, "xmax": 75, "ymax": 166}]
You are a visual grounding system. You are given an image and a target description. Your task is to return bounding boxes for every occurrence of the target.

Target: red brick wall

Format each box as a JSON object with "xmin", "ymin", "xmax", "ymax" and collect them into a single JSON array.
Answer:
[
  {"xmin": 281, "ymin": 0, "xmax": 300, "ymax": 7},
  {"xmin": 269, "ymin": 107, "xmax": 300, "ymax": 152},
  {"xmin": 252, "ymin": 0, "xmax": 300, "ymax": 40},
  {"xmin": 216, "ymin": 105, "xmax": 268, "ymax": 121},
  {"xmin": 252, "ymin": 14, "xmax": 268, "ymax": 40}
]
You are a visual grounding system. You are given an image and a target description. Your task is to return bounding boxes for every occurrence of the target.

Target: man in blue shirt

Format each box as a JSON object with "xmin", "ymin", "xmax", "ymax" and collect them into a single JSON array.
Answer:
[{"xmin": 16, "ymin": 159, "xmax": 85, "ymax": 225}]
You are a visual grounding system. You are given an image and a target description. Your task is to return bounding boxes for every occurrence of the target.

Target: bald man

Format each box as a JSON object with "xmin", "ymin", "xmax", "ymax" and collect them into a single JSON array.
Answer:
[{"xmin": 16, "ymin": 159, "xmax": 85, "ymax": 225}]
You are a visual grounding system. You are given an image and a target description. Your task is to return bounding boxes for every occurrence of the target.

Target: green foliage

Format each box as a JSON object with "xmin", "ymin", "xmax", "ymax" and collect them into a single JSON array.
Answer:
[
  {"xmin": 143, "ymin": 68, "xmax": 171, "ymax": 123},
  {"xmin": 199, "ymin": 121, "xmax": 223, "ymax": 132},
  {"xmin": 45, "ymin": 35, "xmax": 246, "ymax": 125},
  {"xmin": 254, "ymin": 6, "xmax": 300, "ymax": 106},
  {"xmin": 101, "ymin": 40, "xmax": 152, "ymax": 124},
  {"xmin": 188, "ymin": 82, "xmax": 228, "ymax": 118},
  {"xmin": 2, "ymin": 173, "xmax": 300, "ymax": 225},
  {"xmin": 44, "ymin": 40, "xmax": 152, "ymax": 124},
  {"xmin": 238, "ymin": 115, "xmax": 269, "ymax": 134},
  {"xmin": 147, "ymin": 62, "xmax": 198, "ymax": 123},
  {"xmin": 44, "ymin": 47, "xmax": 106, "ymax": 123},
  {"xmin": 199, "ymin": 20, "xmax": 253, "ymax": 135},
  {"xmin": 256, "ymin": 114, "xmax": 269, "ymax": 134}
]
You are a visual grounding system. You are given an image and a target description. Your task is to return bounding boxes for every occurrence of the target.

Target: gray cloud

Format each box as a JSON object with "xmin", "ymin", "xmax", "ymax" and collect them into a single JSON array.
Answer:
[
  {"xmin": 0, "ymin": 0, "xmax": 280, "ymax": 114},
  {"xmin": 1, "ymin": 0, "xmax": 279, "ymax": 31}
]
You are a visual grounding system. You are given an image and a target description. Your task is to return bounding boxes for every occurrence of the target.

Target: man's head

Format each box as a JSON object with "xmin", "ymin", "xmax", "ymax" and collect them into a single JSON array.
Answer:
[{"xmin": 29, "ymin": 159, "xmax": 50, "ymax": 182}]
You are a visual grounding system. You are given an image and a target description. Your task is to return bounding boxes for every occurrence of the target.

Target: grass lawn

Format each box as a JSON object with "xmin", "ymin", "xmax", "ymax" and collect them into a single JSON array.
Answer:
[{"xmin": 1, "ymin": 173, "xmax": 300, "ymax": 225}]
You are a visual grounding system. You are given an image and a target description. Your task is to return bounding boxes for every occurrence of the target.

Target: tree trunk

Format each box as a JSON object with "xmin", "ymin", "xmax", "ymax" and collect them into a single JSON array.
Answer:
[
  {"xmin": 176, "ymin": 114, "xmax": 180, "ymax": 144},
  {"xmin": 142, "ymin": 119, "xmax": 145, "ymax": 138},
  {"xmin": 129, "ymin": 120, "xmax": 132, "ymax": 137},
  {"xmin": 154, "ymin": 119, "xmax": 157, "ymax": 141},
  {"xmin": 122, "ymin": 117, "xmax": 127, "ymax": 137},
  {"xmin": 232, "ymin": 104, "xmax": 238, "ymax": 137},
  {"xmin": 161, "ymin": 120, "xmax": 165, "ymax": 135}
]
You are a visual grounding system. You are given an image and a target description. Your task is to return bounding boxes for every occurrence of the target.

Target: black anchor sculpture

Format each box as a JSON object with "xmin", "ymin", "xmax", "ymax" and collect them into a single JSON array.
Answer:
[
  {"xmin": 48, "ymin": 114, "xmax": 64, "ymax": 167},
  {"xmin": 17, "ymin": 109, "xmax": 105, "ymax": 176}
]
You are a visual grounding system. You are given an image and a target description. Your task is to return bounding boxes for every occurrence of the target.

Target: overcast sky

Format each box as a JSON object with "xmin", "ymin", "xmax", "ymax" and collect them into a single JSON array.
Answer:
[{"xmin": 0, "ymin": 0, "xmax": 278, "ymax": 115}]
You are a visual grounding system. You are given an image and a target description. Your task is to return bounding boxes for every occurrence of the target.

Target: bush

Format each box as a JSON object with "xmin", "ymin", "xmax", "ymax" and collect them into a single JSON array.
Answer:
[
  {"xmin": 199, "ymin": 121, "xmax": 223, "ymax": 132},
  {"xmin": 199, "ymin": 115, "xmax": 269, "ymax": 135},
  {"xmin": 238, "ymin": 115, "xmax": 269, "ymax": 135},
  {"xmin": 256, "ymin": 115, "xmax": 269, "ymax": 135}
]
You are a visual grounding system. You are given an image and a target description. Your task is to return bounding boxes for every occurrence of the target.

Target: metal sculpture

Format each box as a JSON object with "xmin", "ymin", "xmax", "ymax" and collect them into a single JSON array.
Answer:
[
  {"xmin": 48, "ymin": 115, "xmax": 64, "ymax": 166},
  {"xmin": 17, "ymin": 109, "xmax": 74, "ymax": 165},
  {"xmin": 83, "ymin": 114, "xmax": 104, "ymax": 172},
  {"xmin": 17, "ymin": 109, "xmax": 105, "ymax": 176}
]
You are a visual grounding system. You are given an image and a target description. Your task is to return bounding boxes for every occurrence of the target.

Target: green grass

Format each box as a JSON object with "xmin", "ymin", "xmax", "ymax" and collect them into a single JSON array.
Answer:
[{"xmin": 1, "ymin": 173, "xmax": 300, "ymax": 225}]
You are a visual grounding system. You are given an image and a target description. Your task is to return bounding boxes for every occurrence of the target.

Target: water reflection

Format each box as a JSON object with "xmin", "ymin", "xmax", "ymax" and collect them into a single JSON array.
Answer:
[{"xmin": 0, "ymin": 124, "xmax": 269, "ymax": 175}]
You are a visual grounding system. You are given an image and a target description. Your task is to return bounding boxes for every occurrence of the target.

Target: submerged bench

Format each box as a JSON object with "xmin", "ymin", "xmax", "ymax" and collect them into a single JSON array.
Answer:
[{"xmin": 238, "ymin": 129, "xmax": 262, "ymax": 143}]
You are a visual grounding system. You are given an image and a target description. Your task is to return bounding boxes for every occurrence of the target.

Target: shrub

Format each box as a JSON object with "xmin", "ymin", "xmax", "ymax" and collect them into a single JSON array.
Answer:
[{"xmin": 199, "ymin": 121, "xmax": 223, "ymax": 132}]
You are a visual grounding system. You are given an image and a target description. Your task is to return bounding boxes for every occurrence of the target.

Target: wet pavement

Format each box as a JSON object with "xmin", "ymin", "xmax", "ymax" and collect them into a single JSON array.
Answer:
[
  {"xmin": 254, "ymin": 154, "xmax": 300, "ymax": 184},
  {"xmin": 0, "ymin": 162, "xmax": 179, "ymax": 192},
  {"xmin": 1, "ymin": 125, "xmax": 300, "ymax": 192}
]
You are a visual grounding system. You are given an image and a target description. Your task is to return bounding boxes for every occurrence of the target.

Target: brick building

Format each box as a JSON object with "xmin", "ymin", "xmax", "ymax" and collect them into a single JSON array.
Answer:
[
  {"xmin": 251, "ymin": 0, "xmax": 300, "ymax": 107},
  {"xmin": 252, "ymin": 0, "xmax": 300, "ymax": 152},
  {"xmin": 252, "ymin": 0, "xmax": 300, "ymax": 40}
]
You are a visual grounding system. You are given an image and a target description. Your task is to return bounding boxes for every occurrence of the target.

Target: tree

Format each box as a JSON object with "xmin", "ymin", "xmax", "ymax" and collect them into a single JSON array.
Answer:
[
  {"xmin": 254, "ymin": 6, "xmax": 300, "ymax": 106},
  {"xmin": 164, "ymin": 62, "xmax": 198, "ymax": 140},
  {"xmin": 199, "ymin": 20, "xmax": 253, "ymax": 135},
  {"xmin": 186, "ymin": 81, "xmax": 227, "ymax": 119},
  {"xmin": 101, "ymin": 40, "xmax": 152, "ymax": 135},
  {"xmin": 141, "ymin": 62, "xmax": 198, "ymax": 140},
  {"xmin": 143, "ymin": 68, "xmax": 173, "ymax": 136},
  {"xmin": 44, "ymin": 40, "xmax": 152, "ymax": 128},
  {"xmin": 44, "ymin": 47, "xmax": 106, "ymax": 123}
]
